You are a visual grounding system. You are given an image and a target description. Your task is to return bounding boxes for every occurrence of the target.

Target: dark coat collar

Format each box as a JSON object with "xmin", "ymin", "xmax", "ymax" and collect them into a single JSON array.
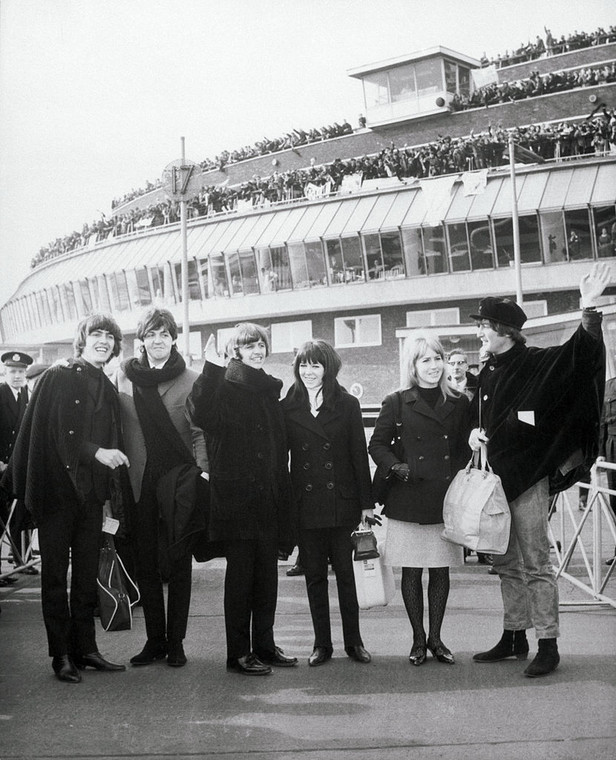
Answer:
[{"xmin": 400, "ymin": 386, "xmax": 457, "ymax": 423}]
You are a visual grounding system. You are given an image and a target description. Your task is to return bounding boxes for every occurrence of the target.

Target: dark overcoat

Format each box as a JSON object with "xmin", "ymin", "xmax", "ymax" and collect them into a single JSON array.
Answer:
[
  {"xmin": 369, "ymin": 387, "xmax": 470, "ymax": 524},
  {"xmin": 282, "ymin": 389, "xmax": 373, "ymax": 530},
  {"xmin": 0, "ymin": 383, "xmax": 27, "ymax": 464},
  {"xmin": 472, "ymin": 312, "xmax": 605, "ymax": 501},
  {"xmin": 188, "ymin": 359, "xmax": 294, "ymax": 550},
  {"xmin": 1, "ymin": 360, "xmax": 130, "ymax": 531}
]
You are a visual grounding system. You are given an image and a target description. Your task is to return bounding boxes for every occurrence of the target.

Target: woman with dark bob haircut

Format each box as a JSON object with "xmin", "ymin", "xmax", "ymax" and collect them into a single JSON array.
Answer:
[{"xmin": 282, "ymin": 340, "xmax": 375, "ymax": 667}]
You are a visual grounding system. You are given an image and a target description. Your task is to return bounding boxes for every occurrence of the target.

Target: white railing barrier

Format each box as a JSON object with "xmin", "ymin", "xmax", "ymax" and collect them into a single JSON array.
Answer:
[
  {"xmin": 549, "ymin": 461, "xmax": 616, "ymax": 607},
  {"xmin": 0, "ymin": 498, "xmax": 40, "ymax": 579}
]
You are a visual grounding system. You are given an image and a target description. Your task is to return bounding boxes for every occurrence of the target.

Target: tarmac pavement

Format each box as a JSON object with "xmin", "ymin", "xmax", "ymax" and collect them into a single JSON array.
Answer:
[{"xmin": 1, "ymin": 543, "xmax": 615, "ymax": 760}]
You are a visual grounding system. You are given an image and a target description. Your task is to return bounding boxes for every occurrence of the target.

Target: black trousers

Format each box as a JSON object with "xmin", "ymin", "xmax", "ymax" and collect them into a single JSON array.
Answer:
[
  {"xmin": 134, "ymin": 479, "xmax": 193, "ymax": 644},
  {"xmin": 224, "ymin": 527, "xmax": 279, "ymax": 663},
  {"xmin": 300, "ymin": 526, "xmax": 362, "ymax": 651},
  {"xmin": 37, "ymin": 495, "xmax": 103, "ymax": 658}
]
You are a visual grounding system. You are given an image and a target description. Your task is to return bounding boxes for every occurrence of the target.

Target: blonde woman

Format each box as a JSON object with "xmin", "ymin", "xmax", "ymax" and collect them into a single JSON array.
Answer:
[{"xmin": 369, "ymin": 332, "xmax": 469, "ymax": 666}]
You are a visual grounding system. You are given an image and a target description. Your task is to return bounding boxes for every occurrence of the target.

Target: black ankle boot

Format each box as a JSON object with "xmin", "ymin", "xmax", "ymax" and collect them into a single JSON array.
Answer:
[
  {"xmin": 524, "ymin": 638, "xmax": 560, "ymax": 678},
  {"xmin": 473, "ymin": 630, "xmax": 529, "ymax": 662}
]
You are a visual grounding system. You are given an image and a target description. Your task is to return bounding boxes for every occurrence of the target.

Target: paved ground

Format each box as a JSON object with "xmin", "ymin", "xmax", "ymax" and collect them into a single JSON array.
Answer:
[{"xmin": 1, "ymin": 527, "xmax": 615, "ymax": 760}]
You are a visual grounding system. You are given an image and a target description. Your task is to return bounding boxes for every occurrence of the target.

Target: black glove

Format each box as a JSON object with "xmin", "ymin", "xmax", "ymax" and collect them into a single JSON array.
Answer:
[{"xmin": 390, "ymin": 462, "xmax": 410, "ymax": 481}]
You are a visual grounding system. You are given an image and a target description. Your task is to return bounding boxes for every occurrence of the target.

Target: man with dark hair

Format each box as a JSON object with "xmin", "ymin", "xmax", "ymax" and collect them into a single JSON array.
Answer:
[
  {"xmin": 468, "ymin": 263, "xmax": 610, "ymax": 678},
  {"xmin": 2, "ymin": 314, "xmax": 130, "ymax": 683},
  {"xmin": 115, "ymin": 307, "xmax": 208, "ymax": 668}
]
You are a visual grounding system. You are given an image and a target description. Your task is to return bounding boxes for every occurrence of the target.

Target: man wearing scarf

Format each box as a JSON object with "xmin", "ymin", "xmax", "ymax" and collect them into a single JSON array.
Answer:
[
  {"xmin": 2, "ymin": 315, "xmax": 130, "ymax": 683},
  {"xmin": 115, "ymin": 307, "xmax": 208, "ymax": 668},
  {"xmin": 188, "ymin": 324, "xmax": 297, "ymax": 675}
]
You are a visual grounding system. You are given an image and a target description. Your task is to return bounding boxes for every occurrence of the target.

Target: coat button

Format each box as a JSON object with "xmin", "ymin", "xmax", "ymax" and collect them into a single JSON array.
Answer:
[
  {"xmin": 323, "ymin": 443, "xmax": 331, "ymax": 451},
  {"xmin": 444, "ymin": 455, "xmax": 450, "ymax": 460},
  {"xmin": 483, "ymin": 394, "xmax": 489, "ymax": 401},
  {"xmin": 326, "ymin": 482, "xmax": 334, "ymax": 489},
  {"xmin": 65, "ymin": 464, "xmax": 70, "ymax": 469},
  {"xmin": 418, "ymin": 455, "xmax": 425, "ymax": 460},
  {"xmin": 324, "ymin": 462, "xmax": 333, "ymax": 469},
  {"xmin": 443, "ymin": 434, "xmax": 448, "ymax": 439},
  {"xmin": 305, "ymin": 484, "xmax": 313, "ymax": 492},
  {"xmin": 489, "ymin": 365, "xmax": 495, "ymax": 371},
  {"xmin": 303, "ymin": 462, "xmax": 311, "ymax": 470},
  {"xmin": 76, "ymin": 367, "xmax": 82, "ymax": 372},
  {"xmin": 68, "ymin": 430, "xmax": 74, "ymax": 435},
  {"xmin": 302, "ymin": 443, "xmax": 310, "ymax": 451},
  {"xmin": 75, "ymin": 399, "xmax": 80, "ymax": 404},
  {"xmin": 257, "ymin": 452, "xmax": 264, "ymax": 460}
]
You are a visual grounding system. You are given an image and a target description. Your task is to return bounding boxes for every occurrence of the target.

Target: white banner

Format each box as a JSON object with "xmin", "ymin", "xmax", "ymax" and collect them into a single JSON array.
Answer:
[
  {"xmin": 419, "ymin": 176, "xmax": 457, "ymax": 226},
  {"xmin": 304, "ymin": 181, "xmax": 332, "ymax": 200},
  {"xmin": 339, "ymin": 172, "xmax": 363, "ymax": 194},
  {"xmin": 471, "ymin": 64, "xmax": 498, "ymax": 89},
  {"xmin": 462, "ymin": 169, "xmax": 488, "ymax": 196}
]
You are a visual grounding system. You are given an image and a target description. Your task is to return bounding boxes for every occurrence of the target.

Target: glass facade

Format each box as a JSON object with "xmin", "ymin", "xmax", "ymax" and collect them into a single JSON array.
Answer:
[{"xmin": 2, "ymin": 184, "xmax": 615, "ymax": 342}]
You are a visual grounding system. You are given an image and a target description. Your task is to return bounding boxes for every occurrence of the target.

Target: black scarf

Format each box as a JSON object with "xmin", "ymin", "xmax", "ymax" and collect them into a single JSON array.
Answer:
[
  {"xmin": 122, "ymin": 348, "xmax": 193, "ymax": 477},
  {"xmin": 224, "ymin": 357, "xmax": 283, "ymax": 397}
]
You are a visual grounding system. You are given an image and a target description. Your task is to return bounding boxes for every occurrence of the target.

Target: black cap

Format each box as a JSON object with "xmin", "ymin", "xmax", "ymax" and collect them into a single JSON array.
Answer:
[
  {"xmin": 1, "ymin": 351, "xmax": 34, "ymax": 369},
  {"xmin": 469, "ymin": 297, "xmax": 527, "ymax": 330}
]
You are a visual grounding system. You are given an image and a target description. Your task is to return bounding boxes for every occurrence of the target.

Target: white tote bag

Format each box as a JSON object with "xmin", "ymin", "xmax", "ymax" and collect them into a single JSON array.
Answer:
[{"xmin": 441, "ymin": 444, "xmax": 511, "ymax": 555}]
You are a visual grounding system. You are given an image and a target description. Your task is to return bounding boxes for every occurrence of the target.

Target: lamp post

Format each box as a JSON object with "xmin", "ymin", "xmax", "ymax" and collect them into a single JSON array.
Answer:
[
  {"xmin": 161, "ymin": 138, "xmax": 200, "ymax": 362},
  {"xmin": 508, "ymin": 134, "xmax": 523, "ymax": 306}
]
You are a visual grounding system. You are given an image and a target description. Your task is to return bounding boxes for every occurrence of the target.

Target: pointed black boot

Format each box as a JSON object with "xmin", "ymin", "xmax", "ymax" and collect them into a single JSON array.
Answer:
[
  {"xmin": 473, "ymin": 630, "xmax": 529, "ymax": 662},
  {"xmin": 524, "ymin": 638, "xmax": 560, "ymax": 678}
]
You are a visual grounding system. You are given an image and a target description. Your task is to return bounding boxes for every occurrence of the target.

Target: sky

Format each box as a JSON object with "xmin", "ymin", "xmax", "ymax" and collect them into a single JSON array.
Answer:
[{"xmin": 0, "ymin": 0, "xmax": 613, "ymax": 308}]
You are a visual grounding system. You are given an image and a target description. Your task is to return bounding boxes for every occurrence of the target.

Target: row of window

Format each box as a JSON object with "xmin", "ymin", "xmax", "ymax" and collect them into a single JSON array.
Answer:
[{"xmin": 2, "ymin": 204, "xmax": 614, "ymax": 341}]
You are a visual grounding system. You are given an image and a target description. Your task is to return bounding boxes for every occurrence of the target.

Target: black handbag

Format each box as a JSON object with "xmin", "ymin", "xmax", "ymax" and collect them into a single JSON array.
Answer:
[
  {"xmin": 96, "ymin": 534, "xmax": 140, "ymax": 632},
  {"xmin": 372, "ymin": 391, "xmax": 404, "ymax": 506},
  {"xmin": 350, "ymin": 523, "xmax": 380, "ymax": 561}
]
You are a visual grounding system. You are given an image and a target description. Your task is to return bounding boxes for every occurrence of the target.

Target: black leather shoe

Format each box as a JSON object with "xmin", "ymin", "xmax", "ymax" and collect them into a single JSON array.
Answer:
[
  {"xmin": 286, "ymin": 563, "xmax": 305, "ymax": 576},
  {"xmin": 257, "ymin": 646, "xmax": 298, "ymax": 667},
  {"xmin": 227, "ymin": 653, "xmax": 272, "ymax": 675},
  {"xmin": 167, "ymin": 642, "xmax": 187, "ymax": 667},
  {"xmin": 130, "ymin": 640, "xmax": 168, "ymax": 666},
  {"xmin": 52, "ymin": 655, "xmax": 81, "ymax": 683},
  {"xmin": 345, "ymin": 645, "xmax": 371, "ymax": 663},
  {"xmin": 524, "ymin": 639, "xmax": 560, "ymax": 678},
  {"xmin": 73, "ymin": 652, "xmax": 126, "ymax": 671},
  {"xmin": 427, "ymin": 640, "xmax": 455, "ymax": 664},
  {"xmin": 19, "ymin": 565, "xmax": 39, "ymax": 575},
  {"xmin": 0, "ymin": 576, "xmax": 18, "ymax": 586},
  {"xmin": 409, "ymin": 644, "xmax": 427, "ymax": 666},
  {"xmin": 308, "ymin": 646, "xmax": 332, "ymax": 667}
]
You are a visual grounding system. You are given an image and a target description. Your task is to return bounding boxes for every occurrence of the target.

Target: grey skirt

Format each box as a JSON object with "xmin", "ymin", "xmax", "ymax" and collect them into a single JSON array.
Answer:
[{"xmin": 384, "ymin": 518, "xmax": 462, "ymax": 568}]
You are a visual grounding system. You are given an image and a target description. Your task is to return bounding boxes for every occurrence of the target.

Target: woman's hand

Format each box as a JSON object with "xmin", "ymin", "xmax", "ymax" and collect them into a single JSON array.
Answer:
[
  {"xmin": 204, "ymin": 334, "xmax": 225, "ymax": 367},
  {"xmin": 362, "ymin": 508, "xmax": 382, "ymax": 527},
  {"xmin": 390, "ymin": 462, "xmax": 410, "ymax": 481}
]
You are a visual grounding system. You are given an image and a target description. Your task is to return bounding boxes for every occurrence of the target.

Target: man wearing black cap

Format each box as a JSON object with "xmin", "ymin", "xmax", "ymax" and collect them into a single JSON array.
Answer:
[
  {"xmin": 468, "ymin": 262, "xmax": 610, "ymax": 678},
  {"xmin": 0, "ymin": 351, "xmax": 33, "ymax": 584},
  {"xmin": 2, "ymin": 315, "xmax": 132, "ymax": 683}
]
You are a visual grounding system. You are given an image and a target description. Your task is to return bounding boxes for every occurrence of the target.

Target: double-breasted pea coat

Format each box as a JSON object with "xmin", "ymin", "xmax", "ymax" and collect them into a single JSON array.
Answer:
[
  {"xmin": 282, "ymin": 390, "xmax": 373, "ymax": 530},
  {"xmin": 369, "ymin": 387, "xmax": 470, "ymax": 524}
]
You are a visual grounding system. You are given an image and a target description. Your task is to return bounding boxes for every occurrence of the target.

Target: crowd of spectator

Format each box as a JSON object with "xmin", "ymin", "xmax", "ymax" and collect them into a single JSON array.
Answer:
[
  {"xmin": 31, "ymin": 102, "xmax": 616, "ymax": 270},
  {"xmin": 453, "ymin": 61, "xmax": 616, "ymax": 110},
  {"xmin": 110, "ymin": 122, "xmax": 356, "ymax": 210},
  {"xmin": 108, "ymin": 25, "xmax": 615, "ymax": 210},
  {"xmin": 480, "ymin": 25, "xmax": 616, "ymax": 68}
]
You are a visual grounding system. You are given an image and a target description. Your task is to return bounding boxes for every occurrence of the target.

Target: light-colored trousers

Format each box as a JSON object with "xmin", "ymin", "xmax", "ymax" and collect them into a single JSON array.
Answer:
[{"xmin": 493, "ymin": 477, "xmax": 560, "ymax": 639}]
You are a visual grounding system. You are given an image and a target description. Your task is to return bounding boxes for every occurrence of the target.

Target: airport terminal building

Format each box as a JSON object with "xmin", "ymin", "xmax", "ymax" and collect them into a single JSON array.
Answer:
[{"xmin": 2, "ymin": 38, "xmax": 616, "ymax": 401}]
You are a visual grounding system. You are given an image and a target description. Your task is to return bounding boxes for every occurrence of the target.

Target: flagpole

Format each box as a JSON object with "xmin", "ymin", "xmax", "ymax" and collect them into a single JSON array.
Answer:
[{"xmin": 508, "ymin": 134, "xmax": 523, "ymax": 306}]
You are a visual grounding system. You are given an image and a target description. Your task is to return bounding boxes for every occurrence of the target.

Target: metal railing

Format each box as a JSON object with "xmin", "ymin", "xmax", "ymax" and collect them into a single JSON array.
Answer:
[
  {"xmin": 0, "ymin": 498, "xmax": 40, "ymax": 579},
  {"xmin": 548, "ymin": 461, "xmax": 616, "ymax": 607}
]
